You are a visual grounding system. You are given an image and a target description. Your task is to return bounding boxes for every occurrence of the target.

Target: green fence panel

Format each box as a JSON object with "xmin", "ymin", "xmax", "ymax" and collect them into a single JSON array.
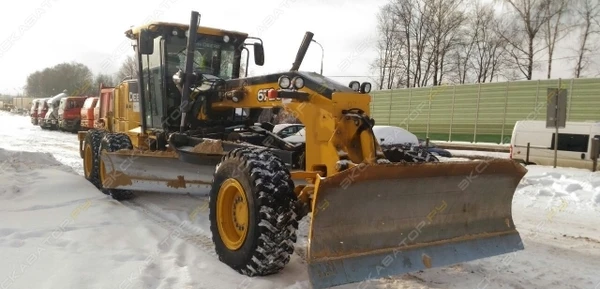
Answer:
[{"xmin": 370, "ymin": 78, "xmax": 600, "ymax": 144}]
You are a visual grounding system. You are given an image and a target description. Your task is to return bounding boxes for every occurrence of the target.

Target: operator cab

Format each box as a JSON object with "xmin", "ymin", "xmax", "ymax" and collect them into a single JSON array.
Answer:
[{"xmin": 126, "ymin": 22, "xmax": 264, "ymax": 133}]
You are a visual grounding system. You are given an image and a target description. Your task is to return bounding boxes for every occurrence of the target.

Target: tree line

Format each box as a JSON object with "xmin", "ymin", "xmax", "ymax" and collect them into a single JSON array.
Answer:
[
  {"xmin": 24, "ymin": 51, "xmax": 248, "ymax": 98},
  {"xmin": 371, "ymin": 0, "xmax": 600, "ymax": 89},
  {"xmin": 24, "ymin": 55, "xmax": 138, "ymax": 98}
]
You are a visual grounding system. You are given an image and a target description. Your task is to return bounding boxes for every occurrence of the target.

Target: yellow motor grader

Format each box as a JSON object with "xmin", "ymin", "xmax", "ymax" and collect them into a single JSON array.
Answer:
[{"xmin": 77, "ymin": 11, "xmax": 527, "ymax": 289}]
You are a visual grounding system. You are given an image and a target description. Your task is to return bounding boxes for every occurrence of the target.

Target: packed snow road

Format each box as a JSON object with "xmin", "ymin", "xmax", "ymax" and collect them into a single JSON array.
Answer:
[{"xmin": 1, "ymin": 111, "xmax": 599, "ymax": 289}]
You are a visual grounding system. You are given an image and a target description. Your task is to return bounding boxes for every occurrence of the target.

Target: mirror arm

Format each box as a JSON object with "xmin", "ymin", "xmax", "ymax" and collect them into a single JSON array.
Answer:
[
  {"xmin": 245, "ymin": 36, "xmax": 263, "ymax": 45},
  {"xmin": 242, "ymin": 46, "xmax": 250, "ymax": 77}
]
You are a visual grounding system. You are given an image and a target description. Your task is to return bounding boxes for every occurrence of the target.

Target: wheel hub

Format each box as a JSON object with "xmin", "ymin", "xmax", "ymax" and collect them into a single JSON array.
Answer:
[
  {"xmin": 84, "ymin": 143, "xmax": 93, "ymax": 178},
  {"xmin": 216, "ymin": 178, "xmax": 249, "ymax": 250}
]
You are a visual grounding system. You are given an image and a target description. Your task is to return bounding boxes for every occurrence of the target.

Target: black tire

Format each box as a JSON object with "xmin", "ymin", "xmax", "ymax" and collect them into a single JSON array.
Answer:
[
  {"xmin": 99, "ymin": 133, "xmax": 135, "ymax": 201},
  {"xmin": 73, "ymin": 120, "xmax": 81, "ymax": 133},
  {"xmin": 381, "ymin": 144, "xmax": 439, "ymax": 163},
  {"xmin": 209, "ymin": 147, "xmax": 299, "ymax": 277},
  {"xmin": 83, "ymin": 129, "xmax": 107, "ymax": 189}
]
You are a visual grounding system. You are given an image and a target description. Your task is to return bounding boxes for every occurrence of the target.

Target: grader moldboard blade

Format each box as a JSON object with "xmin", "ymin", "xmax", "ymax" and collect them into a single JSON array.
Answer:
[
  {"xmin": 307, "ymin": 159, "xmax": 527, "ymax": 289},
  {"xmin": 99, "ymin": 136, "xmax": 296, "ymax": 194}
]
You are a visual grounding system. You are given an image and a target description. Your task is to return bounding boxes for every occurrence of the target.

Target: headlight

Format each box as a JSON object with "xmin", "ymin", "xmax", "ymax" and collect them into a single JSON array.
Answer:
[
  {"xmin": 360, "ymin": 82, "xmax": 372, "ymax": 93},
  {"xmin": 278, "ymin": 76, "xmax": 291, "ymax": 89},
  {"xmin": 223, "ymin": 35, "xmax": 230, "ymax": 43},
  {"xmin": 349, "ymin": 81, "xmax": 360, "ymax": 91},
  {"xmin": 291, "ymin": 76, "xmax": 304, "ymax": 89}
]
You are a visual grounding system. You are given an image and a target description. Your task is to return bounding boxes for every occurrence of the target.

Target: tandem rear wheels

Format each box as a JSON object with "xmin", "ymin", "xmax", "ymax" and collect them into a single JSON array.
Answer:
[
  {"xmin": 209, "ymin": 147, "xmax": 300, "ymax": 276},
  {"xmin": 82, "ymin": 129, "xmax": 135, "ymax": 200}
]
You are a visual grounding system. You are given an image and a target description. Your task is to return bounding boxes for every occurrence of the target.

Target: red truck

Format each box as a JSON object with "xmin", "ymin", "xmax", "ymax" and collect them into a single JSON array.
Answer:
[
  {"xmin": 58, "ymin": 96, "xmax": 87, "ymax": 132},
  {"xmin": 37, "ymin": 98, "xmax": 50, "ymax": 128},
  {"xmin": 30, "ymin": 99, "xmax": 41, "ymax": 125},
  {"xmin": 95, "ymin": 85, "xmax": 114, "ymax": 129},
  {"xmin": 80, "ymin": 96, "xmax": 98, "ymax": 130}
]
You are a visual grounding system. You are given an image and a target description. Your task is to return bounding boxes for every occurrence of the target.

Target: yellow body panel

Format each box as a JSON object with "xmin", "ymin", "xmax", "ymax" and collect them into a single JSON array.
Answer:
[
  {"xmin": 211, "ymin": 82, "xmax": 374, "ymax": 176},
  {"xmin": 110, "ymin": 80, "xmax": 140, "ymax": 133}
]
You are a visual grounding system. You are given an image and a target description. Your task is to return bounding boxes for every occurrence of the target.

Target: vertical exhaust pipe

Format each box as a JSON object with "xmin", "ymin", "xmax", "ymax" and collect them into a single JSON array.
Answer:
[
  {"xmin": 180, "ymin": 10, "xmax": 200, "ymax": 133},
  {"xmin": 290, "ymin": 31, "xmax": 314, "ymax": 71}
]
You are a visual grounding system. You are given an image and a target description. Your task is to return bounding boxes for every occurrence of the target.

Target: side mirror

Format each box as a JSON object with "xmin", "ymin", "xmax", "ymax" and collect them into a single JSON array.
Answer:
[
  {"xmin": 138, "ymin": 29, "xmax": 154, "ymax": 55},
  {"xmin": 253, "ymin": 43, "xmax": 264, "ymax": 66}
]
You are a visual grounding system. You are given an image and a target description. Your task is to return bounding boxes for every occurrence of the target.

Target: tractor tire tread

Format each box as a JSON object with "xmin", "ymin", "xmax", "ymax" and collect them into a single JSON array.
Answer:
[
  {"xmin": 210, "ymin": 147, "xmax": 299, "ymax": 277},
  {"xmin": 100, "ymin": 133, "xmax": 135, "ymax": 201},
  {"xmin": 84, "ymin": 129, "xmax": 107, "ymax": 189}
]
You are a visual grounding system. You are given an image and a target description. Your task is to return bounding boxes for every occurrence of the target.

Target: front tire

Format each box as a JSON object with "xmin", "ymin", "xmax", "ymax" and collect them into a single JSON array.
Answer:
[
  {"xmin": 209, "ymin": 147, "xmax": 298, "ymax": 276},
  {"xmin": 99, "ymin": 133, "xmax": 135, "ymax": 201},
  {"xmin": 83, "ymin": 129, "xmax": 106, "ymax": 189}
]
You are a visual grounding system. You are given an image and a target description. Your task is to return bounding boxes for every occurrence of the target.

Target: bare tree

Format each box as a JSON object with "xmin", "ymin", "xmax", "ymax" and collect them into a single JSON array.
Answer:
[
  {"xmin": 371, "ymin": 3, "xmax": 402, "ymax": 89},
  {"xmin": 425, "ymin": 0, "xmax": 466, "ymax": 85},
  {"xmin": 476, "ymin": 6, "xmax": 510, "ymax": 83},
  {"xmin": 93, "ymin": 73, "xmax": 115, "ymax": 94},
  {"xmin": 497, "ymin": 0, "xmax": 557, "ymax": 80},
  {"xmin": 542, "ymin": 0, "xmax": 571, "ymax": 79},
  {"xmin": 116, "ymin": 55, "xmax": 138, "ymax": 82},
  {"xmin": 392, "ymin": 0, "xmax": 437, "ymax": 87},
  {"xmin": 573, "ymin": 0, "xmax": 600, "ymax": 78},
  {"xmin": 452, "ymin": 24, "xmax": 477, "ymax": 84}
]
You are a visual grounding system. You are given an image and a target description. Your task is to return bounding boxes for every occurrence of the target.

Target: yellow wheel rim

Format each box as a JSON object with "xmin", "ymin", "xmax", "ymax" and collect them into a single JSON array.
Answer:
[
  {"xmin": 84, "ymin": 143, "xmax": 93, "ymax": 178},
  {"xmin": 216, "ymin": 178, "xmax": 249, "ymax": 250},
  {"xmin": 99, "ymin": 149, "xmax": 106, "ymax": 185}
]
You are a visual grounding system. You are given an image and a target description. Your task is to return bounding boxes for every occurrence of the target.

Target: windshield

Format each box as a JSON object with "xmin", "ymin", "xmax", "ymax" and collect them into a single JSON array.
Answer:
[{"xmin": 167, "ymin": 35, "xmax": 236, "ymax": 80}]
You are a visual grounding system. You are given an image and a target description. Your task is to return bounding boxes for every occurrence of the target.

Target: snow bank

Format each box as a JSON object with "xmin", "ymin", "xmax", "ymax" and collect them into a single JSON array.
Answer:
[
  {"xmin": 0, "ymin": 148, "xmax": 311, "ymax": 289},
  {"xmin": 515, "ymin": 165, "xmax": 600, "ymax": 214}
]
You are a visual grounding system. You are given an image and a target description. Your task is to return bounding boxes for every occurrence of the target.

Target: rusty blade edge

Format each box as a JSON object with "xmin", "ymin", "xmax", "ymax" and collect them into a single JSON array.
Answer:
[
  {"xmin": 308, "ymin": 229, "xmax": 520, "ymax": 263},
  {"xmin": 320, "ymin": 159, "xmax": 527, "ymax": 187}
]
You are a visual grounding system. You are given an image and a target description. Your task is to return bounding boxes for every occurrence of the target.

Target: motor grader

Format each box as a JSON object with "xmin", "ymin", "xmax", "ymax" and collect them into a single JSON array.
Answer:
[{"xmin": 78, "ymin": 11, "xmax": 527, "ymax": 289}]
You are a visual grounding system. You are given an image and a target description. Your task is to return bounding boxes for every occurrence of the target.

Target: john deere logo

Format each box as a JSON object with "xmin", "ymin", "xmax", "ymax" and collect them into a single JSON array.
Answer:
[{"xmin": 129, "ymin": 92, "xmax": 139, "ymax": 102}]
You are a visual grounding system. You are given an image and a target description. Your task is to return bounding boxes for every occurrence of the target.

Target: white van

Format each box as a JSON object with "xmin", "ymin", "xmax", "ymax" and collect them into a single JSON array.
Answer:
[{"xmin": 510, "ymin": 120, "xmax": 600, "ymax": 170}]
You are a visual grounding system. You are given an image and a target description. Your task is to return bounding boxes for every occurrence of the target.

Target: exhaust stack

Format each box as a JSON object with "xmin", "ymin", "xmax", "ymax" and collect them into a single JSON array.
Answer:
[
  {"xmin": 290, "ymin": 31, "xmax": 314, "ymax": 71},
  {"xmin": 179, "ymin": 10, "xmax": 200, "ymax": 133}
]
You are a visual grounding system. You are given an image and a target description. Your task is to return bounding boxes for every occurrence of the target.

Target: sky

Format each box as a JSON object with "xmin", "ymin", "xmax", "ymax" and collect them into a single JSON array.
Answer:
[
  {"xmin": 0, "ymin": 0, "xmax": 387, "ymax": 95},
  {"xmin": 0, "ymin": 0, "xmax": 593, "ymax": 96}
]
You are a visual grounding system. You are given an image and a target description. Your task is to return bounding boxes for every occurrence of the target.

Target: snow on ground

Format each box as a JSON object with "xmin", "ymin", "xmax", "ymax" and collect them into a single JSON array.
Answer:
[{"xmin": 1, "ymin": 111, "xmax": 600, "ymax": 289}]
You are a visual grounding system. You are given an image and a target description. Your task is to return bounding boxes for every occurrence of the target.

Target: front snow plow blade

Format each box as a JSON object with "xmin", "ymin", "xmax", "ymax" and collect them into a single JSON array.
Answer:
[{"xmin": 307, "ymin": 159, "xmax": 527, "ymax": 289}]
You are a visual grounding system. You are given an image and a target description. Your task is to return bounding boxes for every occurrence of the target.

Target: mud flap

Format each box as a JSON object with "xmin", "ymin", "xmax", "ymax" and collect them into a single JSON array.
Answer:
[{"xmin": 307, "ymin": 159, "xmax": 527, "ymax": 289}]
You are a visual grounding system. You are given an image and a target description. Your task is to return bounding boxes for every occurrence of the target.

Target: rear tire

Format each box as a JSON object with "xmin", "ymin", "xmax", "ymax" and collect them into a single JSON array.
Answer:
[
  {"xmin": 99, "ymin": 133, "xmax": 135, "ymax": 201},
  {"xmin": 83, "ymin": 129, "xmax": 107, "ymax": 189},
  {"xmin": 209, "ymin": 147, "xmax": 298, "ymax": 277}
]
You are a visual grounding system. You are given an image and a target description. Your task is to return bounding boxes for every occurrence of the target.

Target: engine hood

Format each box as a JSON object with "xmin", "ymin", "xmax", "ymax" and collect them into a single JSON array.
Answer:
[{"xmin": 225, "ymin": 71, "xmax": 355, "ymax": 99}]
